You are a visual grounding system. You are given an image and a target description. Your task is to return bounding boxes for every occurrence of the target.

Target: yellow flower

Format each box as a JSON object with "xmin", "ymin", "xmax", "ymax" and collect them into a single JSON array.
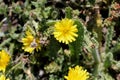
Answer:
[
  {"xmin": 64, "ymin": 65, "xmax": 89, "ymax": 80},
  {"xmin": 0, "ymin": 75, "xmax": 10, "ymax": 80},
  {"xmin": 22, "ymin": 31, "xmax": 41, "ymax": 53},
  {"xmin": 53, "ymin": 18, "xmax": 78, "ymax": 44},
  {"xmin": 0, "ymin": 50, "xmax": 10, "ymax": 72}
]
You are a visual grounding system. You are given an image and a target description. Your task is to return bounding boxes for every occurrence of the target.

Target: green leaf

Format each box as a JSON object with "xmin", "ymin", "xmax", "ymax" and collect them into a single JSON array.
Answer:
[
  {"xmin": 105, "ymin": 22, "xmax": 115, "ymax": 52},
  {"xmin": 48, "ymin": 36, "xmax": 61, "ymax": 58},
  {"xmin": 69, "ymin": 19, "xmax": 84, "ymax": 64},
  {"xmin": 104, "ymin": 52, "xmax": 113, "ymax": 68},
  {"xmin": 65, "ymin": 7, "xmax": 72, "ymax": 19}
]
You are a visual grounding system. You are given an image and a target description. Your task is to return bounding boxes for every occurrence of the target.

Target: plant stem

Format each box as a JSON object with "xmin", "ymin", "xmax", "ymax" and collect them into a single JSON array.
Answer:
[
  {"xmin": 93, "ymin": 47, "xmax": 101, "ymax": 64},
  {"xmin": 0, "ymin": 38, "xmax": 11, "ymax": 49},
  {"xmin": 6, "ymin": 61, "xmax": 22, "ymax": 76},
  {"xmin": 91, "ymin": 46, "xmax": 102, "ymax": 77}
]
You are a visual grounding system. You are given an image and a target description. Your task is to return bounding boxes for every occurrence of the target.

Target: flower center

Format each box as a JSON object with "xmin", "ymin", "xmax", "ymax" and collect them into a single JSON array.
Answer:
[
  {"xmin": 30, "ymin": 39, "xmax": 37, "ymax": 48},
  {"xmin": 63, "ymin": 29, "xmax": 69, "ymax": 34}
]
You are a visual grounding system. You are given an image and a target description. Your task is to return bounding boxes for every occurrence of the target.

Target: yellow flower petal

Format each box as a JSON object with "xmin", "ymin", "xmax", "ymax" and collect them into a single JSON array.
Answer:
[
  {"xmin": 0, "ymin": 50, "xmax": 10, "ymax": 72},
  {"xmin": 53, "ymin": 18, "xmax": 78, "ymax": 44},
  {"xmin": 64, "ymin": 65, "xmax": 89, "ymax": 80},
  {"xmin": 0, "ymin": 75, "xmax": 10, "ymax": 80},
  {"xmin": 21, "ymin": 31, "xmax": 41, "ymax": 53}
]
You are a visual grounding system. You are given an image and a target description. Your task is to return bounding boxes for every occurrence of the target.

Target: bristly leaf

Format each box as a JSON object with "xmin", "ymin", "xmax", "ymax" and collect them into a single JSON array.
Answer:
[
  {"xmin": 105, "ymin": 22, "xmax": 115, "ymax": 52},
  {"xmin": 47, "ymin": 36, "xmax": 61, "ymax": 59},
  {"xmin": 65, "ymin": 7, "xmax": 72, "ymax": 19},
  {"xmin": 69, "ymin": 19, "xmax": 84, "ymax": 64}
]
